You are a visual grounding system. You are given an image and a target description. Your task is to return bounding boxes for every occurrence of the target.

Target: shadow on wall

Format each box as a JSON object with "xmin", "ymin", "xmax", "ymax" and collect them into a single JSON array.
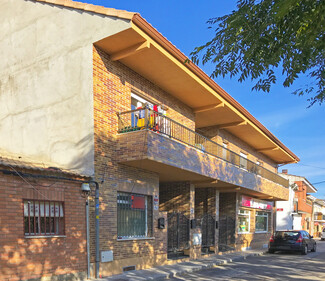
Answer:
[
  {"xmin": 0, "ymin": 178, "xmax": 87, "ymax": 281},
  {"xmin": 67, "ymin": 132, "xmax": 95, "ymax": 176}
]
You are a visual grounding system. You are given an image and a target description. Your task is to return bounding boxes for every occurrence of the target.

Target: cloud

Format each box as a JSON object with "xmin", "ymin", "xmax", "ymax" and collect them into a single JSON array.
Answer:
[{"xmin": 258, "ymin": 105, "xmax": 311, "ymax": 130}]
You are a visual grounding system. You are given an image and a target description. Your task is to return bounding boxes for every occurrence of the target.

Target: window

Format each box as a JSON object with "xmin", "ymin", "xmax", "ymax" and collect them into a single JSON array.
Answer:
[
  {"xmin": 255, "ymin": 161, "xmax": 262, "ymax": 175},
  {"xmin": 222, "ymin": 143, "xmax": 228, "ymax": 161},
  {"xmin": 117, "ymin": 192, "xmax": 153, "ymax": 239},
  {"xmin": 238, "ymin": 209, "xmax": 250, "ymax": 233},
  {"xmin": 255, "ymin": 211, "xmax": 268, "ymax": 232},
  {"xmin": 239, "ymin": 152, "xmax": 247, "ymax": 169},
  {"xmin": 24, "ymin": 200, "xmax": 64, "ymax": 236}
]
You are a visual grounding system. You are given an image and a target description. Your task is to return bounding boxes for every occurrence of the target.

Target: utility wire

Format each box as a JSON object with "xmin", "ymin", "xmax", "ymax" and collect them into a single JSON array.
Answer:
[
  {"xmin": 8, "ymin": 164, "xmax": 50, "ymax": 200},
  {"xmin": 293, "ymin": 163, "xmax": 325, "ymax": 170},
  {"xmin": 312, "ymin": 180, "xmax": 325, "ymax": 185}
]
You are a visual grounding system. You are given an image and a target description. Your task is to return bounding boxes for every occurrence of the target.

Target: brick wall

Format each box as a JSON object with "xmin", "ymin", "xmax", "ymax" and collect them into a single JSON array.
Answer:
[
  {"xmin": 159, "ymin": 182, "xmax": 191, "ymax": 217},
  {"xmin": 117, "ymin": 130, "xmax": 289, "ymax": 200},
  {"xmin": 92, "ymin": 46, "xmax": 197, "ymax": 274},
  {"xmin": 0, "ymin": 168, "xmax": 87, "ymax": 281},
  {"xmin": 195, "ymin": 188, "xmax": 216, "ymax": 219},
  {"xmin": 295, "ymin": 181, "xmax": 313, "ymax": 214},
  {"xmin": 198, "ymin": 126, "xmax": 277, "ymax": 172}
]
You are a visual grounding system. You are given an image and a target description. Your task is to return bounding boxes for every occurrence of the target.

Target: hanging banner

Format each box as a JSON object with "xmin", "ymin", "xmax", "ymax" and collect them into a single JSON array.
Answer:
[{"xmin": 240, "ymin": 196, "xmax": 273, "ymax": 210}]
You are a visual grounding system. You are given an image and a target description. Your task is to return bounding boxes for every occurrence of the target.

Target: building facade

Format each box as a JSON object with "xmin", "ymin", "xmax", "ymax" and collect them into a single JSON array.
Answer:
[
  {"xmin": 276, "ymin": 171, "xmax": 317, "ymax": 233},
  {"xmin": 1, "ymin": 0, "xmax": 299, "ymax": 280},
  {"xmin": 312, "ymin": 199, "xmax": 325, "ymax": 237}
]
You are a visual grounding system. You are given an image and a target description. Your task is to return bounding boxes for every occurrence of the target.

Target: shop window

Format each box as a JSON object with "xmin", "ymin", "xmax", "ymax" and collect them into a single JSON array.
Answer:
[
  {"xmin": 117, "ymin": 192, "xmax": 153, "ymax": 239},
  {"xmin": 24, "ymin": 200, "xmax": 64, "ymax": 236},
  {"xmin": 238, "ymin": 209, "xmax": 250, "ymax": 233},
  {"xmin": 255, "ymin": 211, "xmax": 268, "ymax": 232}
]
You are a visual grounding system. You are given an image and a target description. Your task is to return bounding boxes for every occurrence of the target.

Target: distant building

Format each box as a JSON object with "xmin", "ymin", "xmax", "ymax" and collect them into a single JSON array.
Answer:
[
  {"xmin": 276, "ymin": 170, "xmax": 317, "ymax": 233},
  {"xmin": 312, "ymin": 198, "xmax": 325, "ymax": 237}
]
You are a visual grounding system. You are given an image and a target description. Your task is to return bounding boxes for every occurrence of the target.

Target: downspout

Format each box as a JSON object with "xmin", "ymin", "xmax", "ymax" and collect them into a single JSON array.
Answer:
[
  {"xmin": 86, "ymin": 197, "xmax": 90, "ymax": 279},
  {"xmin": 90, "ymin": 181, "xmax": 100, "ymax": 279}
]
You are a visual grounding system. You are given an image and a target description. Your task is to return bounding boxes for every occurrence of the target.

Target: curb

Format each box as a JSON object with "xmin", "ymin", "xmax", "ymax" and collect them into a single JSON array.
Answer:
[
  {"xmin": 163, "ymin": 252, "xmax": 266, "ymax": 280},
  {"xmin": 100, "ymin": 251, "xmax": 266, "ymax": 281}
]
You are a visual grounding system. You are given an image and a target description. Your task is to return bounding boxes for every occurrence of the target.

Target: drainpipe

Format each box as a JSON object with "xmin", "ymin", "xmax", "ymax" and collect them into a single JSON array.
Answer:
[
  {"xmin": 86, "ymin": 197, "xmax": 90, "ymax": 279},
  {"xmin": 89, "ymin": 181, "xmax": 100, "ymax": 279}
]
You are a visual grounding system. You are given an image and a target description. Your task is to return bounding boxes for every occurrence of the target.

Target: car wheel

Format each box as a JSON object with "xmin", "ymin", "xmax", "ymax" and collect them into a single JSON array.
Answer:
[
  {"xmin": 268, "ymin": 249, "xmax": 275, "ymax": 254},
  {"xmin": 311, "ymin": 244, "xmax": 316, "ymax": 252},
  {"xmin": 302, "ymin": 245, "xmax": 308, "ymax": 255}
]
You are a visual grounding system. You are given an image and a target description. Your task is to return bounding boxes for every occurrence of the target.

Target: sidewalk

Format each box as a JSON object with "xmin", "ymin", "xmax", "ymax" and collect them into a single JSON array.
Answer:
[{"xmin": 96, "ymin": 250, "xmax": 266, "ymax": 281}]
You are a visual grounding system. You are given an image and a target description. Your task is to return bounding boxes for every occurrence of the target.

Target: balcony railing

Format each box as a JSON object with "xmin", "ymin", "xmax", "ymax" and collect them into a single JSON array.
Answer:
[{"xmin": 117, "ymin": 107, "xmax": 289, "ymax": 188}]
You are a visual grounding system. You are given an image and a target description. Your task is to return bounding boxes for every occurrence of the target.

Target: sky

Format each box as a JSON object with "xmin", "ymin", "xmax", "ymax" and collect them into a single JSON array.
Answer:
[{"xmin": 80, "ymin": 0, "xmax": 325, "ymax": 197}]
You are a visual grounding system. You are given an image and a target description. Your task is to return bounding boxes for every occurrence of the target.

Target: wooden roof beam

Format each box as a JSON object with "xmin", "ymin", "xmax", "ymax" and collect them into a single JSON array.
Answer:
[
  {"xmin": 257, "ymin": 147, "xmax": 280, "ymax": 152},
  {"xmin": 218, "ymin": 121, "xmax": 247, "ymax": 129},
  {"xmin": 111, "ymin": 41, "xmax": 150, "ymax": 61},
  {"xmin": 193, "ymin": 102, "xmax": 224, "ymax": 113}
]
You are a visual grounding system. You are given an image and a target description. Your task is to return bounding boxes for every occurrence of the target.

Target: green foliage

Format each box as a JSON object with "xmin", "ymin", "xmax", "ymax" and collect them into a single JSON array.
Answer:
[{"xmin": 190, "ymin": 0, "xmax": 325, "ymax": 106}]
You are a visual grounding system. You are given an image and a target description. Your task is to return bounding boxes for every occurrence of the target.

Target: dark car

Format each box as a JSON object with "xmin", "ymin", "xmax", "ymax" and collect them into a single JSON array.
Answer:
[{"xmin": 268, "ymin": 230, "xmax": 316, "ymax": 255}]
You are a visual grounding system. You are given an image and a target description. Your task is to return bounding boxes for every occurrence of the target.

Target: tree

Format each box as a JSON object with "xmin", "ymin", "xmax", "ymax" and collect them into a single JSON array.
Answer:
[{"xmin": 190, "ymin": 0, "xmax": 325, "ymax": 106}]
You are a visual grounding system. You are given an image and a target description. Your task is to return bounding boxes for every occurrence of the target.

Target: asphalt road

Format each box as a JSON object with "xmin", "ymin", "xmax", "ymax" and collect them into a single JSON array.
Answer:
[{"xmin": 169, "ymin": 239, "xmax": 325, "ymax": 281}]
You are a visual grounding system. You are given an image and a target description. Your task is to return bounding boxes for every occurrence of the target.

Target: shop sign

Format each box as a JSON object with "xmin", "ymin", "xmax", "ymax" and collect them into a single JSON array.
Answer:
[{"xmin": 241, "ymin": 195, "xmax": 273, "ymax": 210}]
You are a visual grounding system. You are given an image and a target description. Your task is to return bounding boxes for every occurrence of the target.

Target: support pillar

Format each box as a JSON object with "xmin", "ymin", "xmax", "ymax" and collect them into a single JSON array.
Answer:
[
  {"xmin": 189, "ymin": 184, "xmax": 201, "ymax": 259},
  {"xmin": 215, "ymin": 190, "xmax": 220, "ymax": 254}
]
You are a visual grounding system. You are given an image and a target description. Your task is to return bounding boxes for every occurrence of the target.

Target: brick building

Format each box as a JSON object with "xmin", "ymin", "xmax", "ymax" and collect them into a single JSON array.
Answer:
[
  {"xmin": 0, "ymin": 156, "xmax": 89, "ymax": 281},
  {"xmin": 1, "ymin": 0, "xmax": 299, "ymax": 280}
]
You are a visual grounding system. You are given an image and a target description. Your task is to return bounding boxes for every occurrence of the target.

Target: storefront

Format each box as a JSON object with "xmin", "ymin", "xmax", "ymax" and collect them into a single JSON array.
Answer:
[{"xmin": 236, "ymin": 195, "xmax": 274, "ymax": 250}]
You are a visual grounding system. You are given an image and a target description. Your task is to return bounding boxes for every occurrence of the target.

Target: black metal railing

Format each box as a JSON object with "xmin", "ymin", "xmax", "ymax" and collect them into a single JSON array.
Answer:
[{"xmin": 117, "ymin": 107, "xmax": 289, "ymax": 188}]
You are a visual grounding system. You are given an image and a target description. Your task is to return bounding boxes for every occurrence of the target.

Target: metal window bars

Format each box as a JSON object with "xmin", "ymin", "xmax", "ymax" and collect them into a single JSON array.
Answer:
[
  {"xmin": 117, "ymin": 107, "xmax": 289, "ymax": 188},
  {"xmin": 117, "ymin": 192, "xmax": 153, "ymax": 239},
  {"xmin": 23, "ymin": 200, "xmax": 64, "ymax": 236}
]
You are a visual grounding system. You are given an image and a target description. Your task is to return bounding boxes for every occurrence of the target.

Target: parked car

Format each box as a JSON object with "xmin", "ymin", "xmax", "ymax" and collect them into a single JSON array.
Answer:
[
  {"xmin": 321, "ymin": 228, "xmax": 325, "ymax": 241},
  {"xmin": 269, "ymin": 230, "xmax": 316, "ymax": 255}
]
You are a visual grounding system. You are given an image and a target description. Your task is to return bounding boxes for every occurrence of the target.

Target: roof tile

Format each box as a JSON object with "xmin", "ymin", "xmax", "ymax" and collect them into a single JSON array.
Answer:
[{"xmin": 34, "ymin": 0, "xmax": 135, "ymax": 20}]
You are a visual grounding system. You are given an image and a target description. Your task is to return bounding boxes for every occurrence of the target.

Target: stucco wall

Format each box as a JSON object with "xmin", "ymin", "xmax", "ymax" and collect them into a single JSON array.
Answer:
[
  {"xmin": 276, "ymin": 186, "xmax": 295, "ymax": 231},
  {"xmin": 0, "ymin": 0, "xmax": 131, "ymax": 175}
]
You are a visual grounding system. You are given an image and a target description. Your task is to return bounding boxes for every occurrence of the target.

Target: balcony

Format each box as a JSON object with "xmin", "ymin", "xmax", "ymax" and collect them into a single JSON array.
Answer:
[{"xmin": 117, "ymin": 107, "xmax": 289, "ymax": 200}]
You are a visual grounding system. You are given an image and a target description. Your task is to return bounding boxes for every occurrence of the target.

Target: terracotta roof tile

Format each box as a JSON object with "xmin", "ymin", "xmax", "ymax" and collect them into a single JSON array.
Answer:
[
  {"xmin": 34, "ymin": 0, "xmax": 136, "ymax": 20},
  {"xmin": 0, "ymin": 155, "xmax": 87, "ymax": 177}
]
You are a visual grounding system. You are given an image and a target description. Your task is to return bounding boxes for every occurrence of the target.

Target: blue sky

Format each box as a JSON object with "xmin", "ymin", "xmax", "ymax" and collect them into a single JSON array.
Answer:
[{"xmin": 80, "ymin": 0, "xmax": 325, "ymax": 197}]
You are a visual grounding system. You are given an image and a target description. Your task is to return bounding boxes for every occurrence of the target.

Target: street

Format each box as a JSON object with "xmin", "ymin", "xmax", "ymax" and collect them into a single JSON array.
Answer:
[{"xmin": 169, "ymin": 240, "xmax": 325, "ymax": 281}]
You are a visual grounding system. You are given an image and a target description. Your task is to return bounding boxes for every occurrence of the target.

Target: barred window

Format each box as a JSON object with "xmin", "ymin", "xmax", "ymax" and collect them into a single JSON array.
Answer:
[
  {"xmin": 24, "ymin": 200, "xmax": 64, "ymax": 236},
  {"xmin": 255, "ymin": 211, "xmax": 268, "ymax": 232},
  {"xmin": 117, "ymin": 192, "xmax": 153, "ymax": 239}
]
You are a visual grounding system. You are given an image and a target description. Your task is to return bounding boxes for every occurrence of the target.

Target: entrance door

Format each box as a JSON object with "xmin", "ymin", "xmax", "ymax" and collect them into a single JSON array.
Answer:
[
  {"xmin": 167, "ymin": 212, "xmax": 190, "ymax": 259},
  {"xmin": 201, "ymin": 213, "xmax": 215, "ymax": 254},
  {"xmin": 219, "ymin": 215, "xmax": 236, "ymax": 251}
]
